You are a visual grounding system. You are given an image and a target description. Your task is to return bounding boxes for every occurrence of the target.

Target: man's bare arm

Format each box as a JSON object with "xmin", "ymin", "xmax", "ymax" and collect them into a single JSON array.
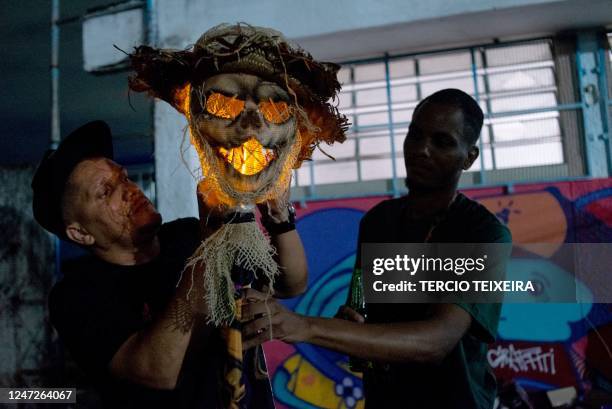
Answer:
[
  {"xmin": 110, "ymin": 187, "xmax": 213, "ymax": 390},
  {"xmin": 304, "ymin": 304, "xmax": 471, "ymax": 364},
  {"xmin": 270, "ymin": 230, "xmax": 308, "ymax": 298},
  {"xmin": 258, "ymin": 195, "xmax": 308, "ymax": 298},
  {"xmin": 242, "ymin": 290, "xmax": 471, "ymax": 364},
  {"xmin": 109, "ymin": 270, "xmax": 205, "ymax": 389}
]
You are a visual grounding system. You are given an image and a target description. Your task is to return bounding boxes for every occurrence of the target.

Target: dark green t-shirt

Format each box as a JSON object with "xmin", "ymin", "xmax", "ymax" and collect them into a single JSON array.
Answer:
[{"xmin": 353, "ymin": 193, "xmax": 512, "ymax": 409}]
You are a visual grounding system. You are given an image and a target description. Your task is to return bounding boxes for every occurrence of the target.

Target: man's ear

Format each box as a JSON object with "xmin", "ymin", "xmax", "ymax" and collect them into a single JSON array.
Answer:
[
  {"xmin": 65, "ymin": 223, "xmax": 95, "ymax": 246},
  {"xmin": 463, "ymin": 145, "xmax": 479, "ymax": 170}
]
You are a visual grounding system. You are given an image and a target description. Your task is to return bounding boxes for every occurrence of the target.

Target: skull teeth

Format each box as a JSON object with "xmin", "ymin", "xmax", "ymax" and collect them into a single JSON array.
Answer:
[{"xmin": 217, "ymin": 138, "xmax": 275, "ymax": 176}]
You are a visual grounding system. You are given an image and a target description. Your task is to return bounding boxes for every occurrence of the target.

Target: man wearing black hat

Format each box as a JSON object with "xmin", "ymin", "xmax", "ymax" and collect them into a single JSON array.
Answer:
[{"xmin": 32, "ymin": 120, "xmax": 306, "ymax": 408}]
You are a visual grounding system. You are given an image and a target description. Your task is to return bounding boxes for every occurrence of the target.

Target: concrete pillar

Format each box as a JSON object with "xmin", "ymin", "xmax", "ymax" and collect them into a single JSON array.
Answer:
[
  {"xmin": 153, "ymin": 102, "xmax": 199, "ymax": 221},
  {"xmin": 576, "ymin": 30, "xmax": 610, "ymax": 178}
]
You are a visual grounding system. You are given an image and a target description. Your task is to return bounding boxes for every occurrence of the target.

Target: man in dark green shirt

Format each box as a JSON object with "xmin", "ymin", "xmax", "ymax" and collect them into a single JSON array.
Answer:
[{"xmin": 242, "ymin": 89, "xmax": 512, "ymax": 409}]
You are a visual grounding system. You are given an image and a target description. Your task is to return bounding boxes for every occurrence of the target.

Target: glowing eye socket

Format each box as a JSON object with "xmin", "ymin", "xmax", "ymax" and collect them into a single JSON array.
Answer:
[
  {"xmin": 259, "ymin": 99, "xmax": 292, "ymax": 124},
  {"xmin": 205, "ymin": 93, "xmax": 245, "ymax": 119},
  {"xmin": 204, "ymin": 94, "xmax": 292, "ymax": 123}
]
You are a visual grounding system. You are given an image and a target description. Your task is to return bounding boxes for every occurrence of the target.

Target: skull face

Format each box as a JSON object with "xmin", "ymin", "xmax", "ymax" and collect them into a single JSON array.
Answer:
[{"xmin": 187, "ymin": 73, "xmax": 300, "ymax": 206}]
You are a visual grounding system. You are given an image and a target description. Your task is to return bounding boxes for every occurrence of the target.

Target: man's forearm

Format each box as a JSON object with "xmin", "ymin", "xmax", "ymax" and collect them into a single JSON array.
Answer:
[
  {"xmin": 303, "ymin": 317, "xmax": 442, "ymax": 364},
  {"xmin": 109, "ymin": 273, "xmax": 201, "ymax": 389},
  {"xmin": 303, "ymin": 305, "xmax": 471, "ymax": 365},
  {"xmin": 271, "ymin": 230, "xmax": 308, "ymax": 298}
]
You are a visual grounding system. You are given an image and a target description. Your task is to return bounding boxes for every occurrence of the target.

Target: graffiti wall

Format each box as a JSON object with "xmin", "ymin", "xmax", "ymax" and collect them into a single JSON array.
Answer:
[{"xmin": 263, "ymin": 178, "xmax": 612, "ymax": 409}]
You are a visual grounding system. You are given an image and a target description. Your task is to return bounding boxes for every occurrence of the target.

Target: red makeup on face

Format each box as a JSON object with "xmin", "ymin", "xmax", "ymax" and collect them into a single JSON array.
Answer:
[{"xmin": 70, "ymin": 158, "xmax": 161, "ymax": 246}]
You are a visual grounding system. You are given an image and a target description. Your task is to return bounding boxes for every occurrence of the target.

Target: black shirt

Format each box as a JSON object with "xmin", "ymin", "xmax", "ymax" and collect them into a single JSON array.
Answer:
[
  {"xmin": 49, "ymin": 218, "xmax": 274, "ymax": 409},
  {"xmin": 354, "ymin": 193, "xmax": 512, "ymax": 409}
]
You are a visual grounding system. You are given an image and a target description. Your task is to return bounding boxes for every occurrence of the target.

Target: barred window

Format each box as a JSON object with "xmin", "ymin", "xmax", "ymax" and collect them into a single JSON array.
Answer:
[{"xmin": 293, "ymin": 39, "xmax": 571, "ymax": 191}]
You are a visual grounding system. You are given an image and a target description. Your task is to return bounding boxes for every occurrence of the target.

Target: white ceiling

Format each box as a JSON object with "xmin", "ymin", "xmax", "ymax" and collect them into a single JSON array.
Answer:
[{"xmin": 297, "ymin": 0, "xmax": 612, "ymax": 61}]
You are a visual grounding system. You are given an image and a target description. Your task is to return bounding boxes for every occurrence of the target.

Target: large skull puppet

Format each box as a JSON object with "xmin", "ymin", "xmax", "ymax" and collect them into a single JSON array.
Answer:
[
  {"xmin": 128, "ymin": 25, "xmax": 348, "ymax": 407},
  {"xmin": 129, "ymin": 23, "xmax": 348, "ymax": 209},
  {"xmin": 188, "ymin": 72, "xmax": 300, "ymax": 207},
  {"xmin": 128, "ymin": 23, "xmax": 348, "ymax": 322}
]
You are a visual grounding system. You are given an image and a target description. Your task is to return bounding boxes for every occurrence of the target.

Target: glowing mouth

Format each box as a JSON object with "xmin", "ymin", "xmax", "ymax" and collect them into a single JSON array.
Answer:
[{"xmin": 217, "ymin": 138, "xmax": 275, "ymax": 176}]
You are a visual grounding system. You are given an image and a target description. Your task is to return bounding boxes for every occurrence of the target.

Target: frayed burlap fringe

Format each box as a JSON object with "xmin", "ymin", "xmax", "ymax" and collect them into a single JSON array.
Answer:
[{"xmin": 183, "ymin": 221, "xmax": 278, "ymax": 326}]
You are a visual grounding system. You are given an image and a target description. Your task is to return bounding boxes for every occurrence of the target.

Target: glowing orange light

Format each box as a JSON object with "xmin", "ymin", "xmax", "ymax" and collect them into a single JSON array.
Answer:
[
  {"xmin": 174, "ymin": 84, "xmax": 191, "ymax": 116},
  {"xmin": 206, "ymin": 93, "xmax": 245, "ymax": 119},
  {"xmin": 259, "ymin": 99, "xmax": 292, "ymax": 124},
  {"xmin": 218, "ymin": 138, "xmax": 275, "ymax": 175}
]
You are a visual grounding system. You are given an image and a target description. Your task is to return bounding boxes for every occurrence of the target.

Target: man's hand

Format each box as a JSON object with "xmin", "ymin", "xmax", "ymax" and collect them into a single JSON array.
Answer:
[
  {"xmin": 257, "ymin": 200, "xmax": 290, "ymax": 223},
  {"xmin": 241, "ymin": 288, "xmax": 310, "ymax": 350},
  {"xmin": 335, "ymin": 305, "xmax": 365, "ymax": 323},
  {"xmin": 256, "ymin": 184, "xmax": 291, "ymax": 223}
]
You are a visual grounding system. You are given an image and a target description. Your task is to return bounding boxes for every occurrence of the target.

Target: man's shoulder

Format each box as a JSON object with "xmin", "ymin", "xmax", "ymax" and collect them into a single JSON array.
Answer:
[
  {"xmin": 159, "ymin": 217, "xmax": 200, "ymax": 245},
  {"xmin": 158, "ymin": 217, "xmax": 201, "ymax": 266},
  {"xmin": 362, "ymin": 197, "xmax": 404, "ymax": 222},
  {"xmin": 54, "ymin": 255, "xmax": 103, "ymax": 291},
  {"xmin": 160, "ymin": 217, "xmax": 200, "ymax": 237},
  {"xmin": 454, "ymin": 193, "xmax": 512, "ymax": 243},
  {"xmin": 354, "ymin": 197, "xmax": 406, "ymax": 242},
  {"xmin": 49, "ymin": 255, "xmax": 106, "ymax": 323}
]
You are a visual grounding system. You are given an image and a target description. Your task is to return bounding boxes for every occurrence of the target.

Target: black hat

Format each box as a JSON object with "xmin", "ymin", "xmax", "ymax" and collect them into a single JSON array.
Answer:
[{"xmin": 31, "ymin": 120, "xmax": 114, "ymax": 240}]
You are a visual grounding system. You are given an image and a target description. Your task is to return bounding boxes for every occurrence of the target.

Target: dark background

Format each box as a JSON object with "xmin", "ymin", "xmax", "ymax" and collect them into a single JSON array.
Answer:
[{"xmin": 0, "ymin": 0, "xmax": 152, "ymax": 167}]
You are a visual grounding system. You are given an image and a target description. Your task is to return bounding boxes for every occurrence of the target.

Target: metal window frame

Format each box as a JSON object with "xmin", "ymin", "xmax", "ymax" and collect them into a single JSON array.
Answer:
[{"xmin": 293, "ymin": 36, "xmax": 587, "ymax": 204}]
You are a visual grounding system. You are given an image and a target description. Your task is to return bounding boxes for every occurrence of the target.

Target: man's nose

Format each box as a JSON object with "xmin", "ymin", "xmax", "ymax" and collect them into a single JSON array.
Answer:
[
  {"xmin": 410, "ymin": 139, "xmax": 431, "ymax": 158},
  {"xmin": 419, "ymin": 143, "xmax": 431, "ymax": 158},
  {"xmin": 239, "ymin": 99, "xmax": 262, "ymax": 130}
]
